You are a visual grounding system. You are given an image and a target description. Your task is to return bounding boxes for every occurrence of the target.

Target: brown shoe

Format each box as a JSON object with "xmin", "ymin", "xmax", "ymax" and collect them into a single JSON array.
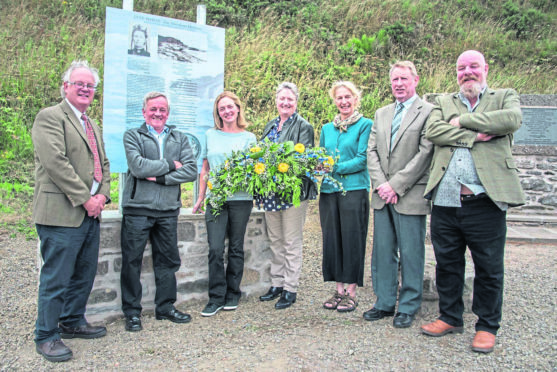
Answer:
[
  {"xmin": 421, "ymin": 319, "xmax": 464, "ymax": 337},
  {"xmin": 36, "ymin": 339, "xmax": 73, "ymax": 362},
  {"xmin": 471, "ymin": 331, "xmax": 496, "ymax": 353}
]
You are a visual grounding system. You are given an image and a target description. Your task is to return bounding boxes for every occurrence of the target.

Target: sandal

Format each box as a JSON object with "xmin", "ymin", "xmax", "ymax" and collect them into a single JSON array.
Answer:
[
  {"xmin": 336, "ymin": 295, "xmax": 358, "ymax": 313},
  {"xmin": 323, "ymin": 292, "xmax": 344, "ymax": 310}
]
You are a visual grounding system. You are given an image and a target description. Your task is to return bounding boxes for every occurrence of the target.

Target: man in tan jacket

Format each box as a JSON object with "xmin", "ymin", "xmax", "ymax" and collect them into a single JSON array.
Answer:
[
  {"xmin": 364, "ymin": 61, "xmax": 433, "ymax": 328},
  {"xmin": 32, "ymin": 60, "xmax": 110, "ymax": 362}
]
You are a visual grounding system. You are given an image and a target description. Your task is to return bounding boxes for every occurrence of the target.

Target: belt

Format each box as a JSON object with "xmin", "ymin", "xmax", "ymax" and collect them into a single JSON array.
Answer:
[{"xmin": 460, "ymin": 193, "xmax": 488, "ymax": 202}]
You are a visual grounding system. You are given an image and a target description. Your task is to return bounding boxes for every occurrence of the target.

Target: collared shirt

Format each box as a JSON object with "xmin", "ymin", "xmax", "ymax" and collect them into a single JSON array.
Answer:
[
  {"xmin": 147, "ymin": 124, "xmax": 169, "ymax": 159},
  {"xmin": 65, "ymin": 98, "xmax": 99, "ymax": 195},
  {"xmin": 255, "ymin": 114, "xmax": 296, "ymax": 212},
  {"xmin": 433, "ymin": 87, "xmax": 507, "ymax": 210},
  {"xmin": 396, "ymin": 94, "xmax": 417, "ymax": 122}
]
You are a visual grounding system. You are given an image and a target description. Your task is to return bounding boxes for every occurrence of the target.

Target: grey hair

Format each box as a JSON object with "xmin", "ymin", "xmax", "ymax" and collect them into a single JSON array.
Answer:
[
  {"xmin": 60, "ymin": 60, "xmax": 100, "ymax": 98},
  {"xmin": 276, "ymin": 82, "xmax": 299, "ymax": 101},
  {"xmin": 143, "ymin": 91, "xmax": 170, "ymax": 111}
]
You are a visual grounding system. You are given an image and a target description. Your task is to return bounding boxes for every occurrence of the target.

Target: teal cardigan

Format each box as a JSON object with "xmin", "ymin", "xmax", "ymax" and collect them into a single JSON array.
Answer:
[{"xmin": 319, "ymin": 117, "xmax": 373, "ymax": 193}]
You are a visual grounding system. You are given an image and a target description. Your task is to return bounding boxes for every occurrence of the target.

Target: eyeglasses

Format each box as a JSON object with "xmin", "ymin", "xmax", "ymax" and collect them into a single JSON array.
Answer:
[{"xmin": 68, "ymin": 81, "xmax": 97, "ymax": 90}]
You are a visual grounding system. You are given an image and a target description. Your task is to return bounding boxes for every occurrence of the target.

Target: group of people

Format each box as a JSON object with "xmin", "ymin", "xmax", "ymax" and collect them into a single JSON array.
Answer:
[{"xmin": 31, "ymin": 49, "xmax": 524, "ymax": 362}]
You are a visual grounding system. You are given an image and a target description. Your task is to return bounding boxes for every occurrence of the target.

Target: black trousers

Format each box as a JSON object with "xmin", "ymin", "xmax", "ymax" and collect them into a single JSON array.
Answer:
[
  {"xmin": 431, "ymin": 197, "xmax": 507, "ymax": 335},
  {"xmin": 319, "ymin": 190, "xmax": 369, "ymax": 286},
  {"xmin": 205, "ymin": 201, "xmax": 253, "ymax": 305},
  {"xmin": 35, "ymin": 217, "xmax": 100, "ymax": 343},
  {"xmin": 120, "ymin": 214, "xmax": 180, "ymax": 316}
]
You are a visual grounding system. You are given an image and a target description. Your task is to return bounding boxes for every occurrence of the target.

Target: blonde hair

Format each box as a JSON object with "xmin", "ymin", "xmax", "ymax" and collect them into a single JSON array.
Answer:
[
  {"xmin": 389, "ymin": 61, "xmax": 418, "ymax": 77},
  {"xmin": 329, "ymin": 81, "xmax": 361, "ymax": 109},
  {"xmin": 212, "ymin": 91, "xmax": 249, "ymax": 130}
]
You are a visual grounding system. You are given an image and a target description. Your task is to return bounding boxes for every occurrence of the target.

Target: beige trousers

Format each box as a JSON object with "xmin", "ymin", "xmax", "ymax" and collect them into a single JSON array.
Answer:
[{"xmin": 264, "ymin": 201, "xmax": 309, "ymax": 293}]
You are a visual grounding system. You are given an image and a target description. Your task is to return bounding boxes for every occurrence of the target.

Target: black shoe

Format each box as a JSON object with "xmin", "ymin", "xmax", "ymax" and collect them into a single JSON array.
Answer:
[
  {"xmin": 36, "ymin": 339, "xmax": 73, "ymax": 362},
  {"xmin": 59, "ymin": 323, "xmax": 107, "ymax": 339},
  {"xmin": 275, "ymin": 290, "xmax": 296, "ymax": 310},
  {"xmin": 223, "ymin": 297, "xmax": 239, "ymax": 311},
  {"xmin": 260, "ymin": 286, "xmax": 283, "ymax": 301},
  {"xmin": 155, "ymin": 308, "xmax": 192, "ymax": 324},
  {"xmin": 125, "ymin": 315, "xmax": 142, "ymax": 332},
  {"xmin": 201, "ymin": 303, "xmax": 224, "ymax": 317},
  {"xmin": 363, "ymin": 307, "xmax": 395, "ymax": 322},
  {"xmin": 393, "ymin": 312, "xmax": 415, "ymax": 328}
]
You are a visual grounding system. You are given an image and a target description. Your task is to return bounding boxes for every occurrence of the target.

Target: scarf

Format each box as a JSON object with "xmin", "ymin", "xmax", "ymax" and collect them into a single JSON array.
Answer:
[{"xmin": 333, "ymin": 110, "xmax": 363, "ymax": 132}]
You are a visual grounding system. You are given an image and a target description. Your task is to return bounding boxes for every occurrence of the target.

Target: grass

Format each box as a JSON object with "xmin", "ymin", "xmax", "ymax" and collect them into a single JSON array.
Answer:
[{"xmin": 0, "ymin": 0, "xmax": 555, "ymax": 236}]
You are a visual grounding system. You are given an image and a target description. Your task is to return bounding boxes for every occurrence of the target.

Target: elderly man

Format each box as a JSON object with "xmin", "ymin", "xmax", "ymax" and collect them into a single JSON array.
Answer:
[
  {"xmin": 32, "ymin": 60, "xmax": 110, "ymax": 362},
  {"xmin": 120, "ymin": 92, "xmax": 196, "ymax": 332},
  {"xmin": 420, "ymin": 50, "xmax": 525, "ymax": 353},
  {"xmin": 364, "ymin": 61, "xmax": 433, "ymax": 328}
]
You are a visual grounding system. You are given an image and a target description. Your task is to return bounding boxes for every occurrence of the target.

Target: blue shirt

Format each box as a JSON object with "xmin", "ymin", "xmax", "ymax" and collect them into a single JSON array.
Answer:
[{"xmin": 147, "ymin": 125, "xmax": 169, "ymax": 159}]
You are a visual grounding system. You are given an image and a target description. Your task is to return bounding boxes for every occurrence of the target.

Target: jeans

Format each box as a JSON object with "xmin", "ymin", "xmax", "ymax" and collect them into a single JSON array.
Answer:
[{"xmin": 205, "ymin": 201, "xmax": 253, "ymax": 305}]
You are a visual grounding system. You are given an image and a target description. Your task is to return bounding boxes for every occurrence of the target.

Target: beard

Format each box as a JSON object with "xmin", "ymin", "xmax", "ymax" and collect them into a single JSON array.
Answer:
[{"xmin": 460, "ymin": 81, "xmax": 483, "ymax": 100}]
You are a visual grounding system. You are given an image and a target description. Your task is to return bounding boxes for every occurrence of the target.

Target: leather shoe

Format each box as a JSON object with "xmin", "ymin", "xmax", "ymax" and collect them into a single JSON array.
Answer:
[
  {"xmin": 363, "ymin": 307, "xmax": 395, "ymax": 321},
  {"xmin": 125, "ymin": 315, "xmax": 142, "ymax": 332},
  {"xmin": 471, "ymin": 331, "xmax": 496, "ymax": 353},
  {"xmin": 36, "ymin": 339, "xmax": 73, "ymax": 362},
  {"xmin": 59, "ymin": 323, "xmax": 107, "ymax": 339},
  {"xmin": 260, "ymin": 286, "xmax": 283, "ymax": 301},
  {"xmin": 275, "ymin": 290, "xmax": 296, "ymax": 310},
  {"xmin": 155, "ymin": 308, "xmax": 192, "ymax": 324},
  {"xmin": 393, "ymin": 312, "xmax": 414, "ymax": 328},
  {"xmin": 421, "ymin": 319, "xmax": 463, "ymax": 337}
]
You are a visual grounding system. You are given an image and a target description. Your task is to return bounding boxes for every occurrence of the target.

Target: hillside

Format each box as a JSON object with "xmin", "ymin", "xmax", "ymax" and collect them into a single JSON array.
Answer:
[{"xmin": 0, "ymin": 0, "xmax": 555, "ymax": 234}]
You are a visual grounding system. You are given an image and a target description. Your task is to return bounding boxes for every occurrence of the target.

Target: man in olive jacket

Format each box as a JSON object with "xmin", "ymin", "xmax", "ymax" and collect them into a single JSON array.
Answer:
[
  {"xmin": 32, "ymin": 60, "xmax": 110, "ymax": 362},
  {"xmin": 120, "ymin": 92, "xmax": 196, "ymax": 332},
  {"xmin": 420, "ymin": 50, "xmax": 525, "ymax": 354}
]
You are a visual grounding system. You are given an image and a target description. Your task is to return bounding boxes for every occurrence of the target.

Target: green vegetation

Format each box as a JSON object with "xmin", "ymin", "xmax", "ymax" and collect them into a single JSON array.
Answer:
[{"xmin": 0, "ymin": 0, "xmax": 555, "ymax": 236}]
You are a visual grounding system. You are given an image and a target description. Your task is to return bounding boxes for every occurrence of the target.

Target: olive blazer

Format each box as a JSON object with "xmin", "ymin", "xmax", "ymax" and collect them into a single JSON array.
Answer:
[
  {"xmin": 424, "ymin": 88, "xmax": 525, "ymax": 206},
  {"xmin": 32, "ymin": 100, "xmax": 111, "ymax": 227},
  {"xmin": 368, "ymin": 96, "xmax": 434, "ymax": 215}
]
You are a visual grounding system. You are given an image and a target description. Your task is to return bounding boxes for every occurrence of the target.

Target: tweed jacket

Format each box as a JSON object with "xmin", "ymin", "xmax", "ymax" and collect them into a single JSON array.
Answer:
[
  {"xmin": 368, "ymin": 96, "xmax": 434, "ymax": 215},
  {"xmin": 32, "ymin": 100, "xmax": 111, "ymax": 227},
  {"xmin": 424, "ymin": 88, "xmax": 525, "ymax": 206}
]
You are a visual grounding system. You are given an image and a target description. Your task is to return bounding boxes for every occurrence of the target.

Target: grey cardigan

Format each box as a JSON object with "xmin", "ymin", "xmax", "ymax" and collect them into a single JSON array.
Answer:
[{"xmin": 121, "ymin": 123, "xmax": 197, "ymax": 216}]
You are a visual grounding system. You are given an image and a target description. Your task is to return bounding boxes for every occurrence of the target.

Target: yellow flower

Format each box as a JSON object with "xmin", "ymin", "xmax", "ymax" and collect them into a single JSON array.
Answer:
[
  {"xmin": 254, "ymin": 162, "xmax": 266, "ymax": 174},
  {"xmin": 278, "ymin": 163, "xmax": 289, "ymax": 173},
  {"xmin": 294, "ymin": 143, "xmax": 305, "ymax": 153},
  {"xmin": 327, "ymin": 156, "xmax": 334, "ymax": 166},
  {"xmin": 207, "ymin": 181, "xmax": 213, "ymax": 190},
  {"xmin": 250, "ymin": 146, "xmax": 262, "ymax": 153},
  {"xmin": 224, "ymin": 160, "xmax": 229, "ymax": 169}
]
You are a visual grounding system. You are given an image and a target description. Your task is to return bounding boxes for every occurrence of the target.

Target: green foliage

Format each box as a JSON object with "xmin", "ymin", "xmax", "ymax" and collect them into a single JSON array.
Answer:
[{"xmin": 0, "ymin": 0, "xmax": 556, "ymax": 234}]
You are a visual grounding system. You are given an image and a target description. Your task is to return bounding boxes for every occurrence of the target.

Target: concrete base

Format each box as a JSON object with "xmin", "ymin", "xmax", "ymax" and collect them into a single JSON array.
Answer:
[{"xmin": 85, "ymin": 208, "xmax": 271, "ymax": 324}]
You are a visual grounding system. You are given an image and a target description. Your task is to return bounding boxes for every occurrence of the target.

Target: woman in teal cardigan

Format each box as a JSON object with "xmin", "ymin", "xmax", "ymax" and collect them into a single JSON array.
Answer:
[{"xmin": 319, "ymin": 81, "xmax": 372, "ymax": 313}]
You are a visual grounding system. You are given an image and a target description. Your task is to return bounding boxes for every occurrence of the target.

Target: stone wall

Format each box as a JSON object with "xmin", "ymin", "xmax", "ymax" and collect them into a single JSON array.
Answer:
[{"xmin": 85, "ymin": 209, "xmax": 271, "ymax": 324}]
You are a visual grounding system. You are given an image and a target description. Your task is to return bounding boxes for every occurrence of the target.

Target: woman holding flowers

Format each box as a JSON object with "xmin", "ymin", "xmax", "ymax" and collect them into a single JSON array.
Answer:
[
  {"xmin": 319, "ymin": 81, "xmax": 372, "ymax": 312},
  {"xmin": 257, "ymin": 82, "xmax": 316, "ymax": 310},
  {"xmin": 193, "ymin": 91, "xmax": 256, "ymax": 317}
]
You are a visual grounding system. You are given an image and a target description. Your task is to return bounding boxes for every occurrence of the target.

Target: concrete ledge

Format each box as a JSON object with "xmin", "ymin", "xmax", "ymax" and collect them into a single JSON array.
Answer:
[{"xmin": 85, "ymin": 208, "xmax": 271, "ymax": 324}]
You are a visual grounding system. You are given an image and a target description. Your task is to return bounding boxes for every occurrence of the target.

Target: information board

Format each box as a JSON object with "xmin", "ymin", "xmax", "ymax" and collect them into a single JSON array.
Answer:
[{"xmin": 102, "ymin": 7, "xmax": 225, "ymax": 172}]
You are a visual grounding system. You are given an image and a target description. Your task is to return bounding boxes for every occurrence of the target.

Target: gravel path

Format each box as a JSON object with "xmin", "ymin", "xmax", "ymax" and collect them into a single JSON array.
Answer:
[{"xmin": 1, "ymin": 204, "xmax": 556, "ymax": 371}]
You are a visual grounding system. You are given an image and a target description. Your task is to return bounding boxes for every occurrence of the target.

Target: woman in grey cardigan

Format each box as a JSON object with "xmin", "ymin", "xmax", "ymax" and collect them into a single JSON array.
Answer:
[{"xmin": 258, "ymin": 82, "xmax": 316, "ymax": 310}]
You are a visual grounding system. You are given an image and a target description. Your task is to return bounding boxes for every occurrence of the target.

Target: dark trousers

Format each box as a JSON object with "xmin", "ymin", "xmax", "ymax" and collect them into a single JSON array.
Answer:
[
  {"xmin": 431, "ymin": 198, "xmax": 507, "ymax": 335},
  {"xmin": 120, "ymin": 215, "xmax": 180, "ymax": 316},
  {"xmin": 35, "ymin": 216, "xmax": 100, "ymax": 343},
  {"xmin": 205, "ymin": 201, "xmax": 253, "ymax": 305},
  {"xmin": 320, "ymin": 190, "xmax": 369, "ymax": 286},
  {"xmin": 371, "ymin": 205, "xmax": 426, "ymax": 315}
]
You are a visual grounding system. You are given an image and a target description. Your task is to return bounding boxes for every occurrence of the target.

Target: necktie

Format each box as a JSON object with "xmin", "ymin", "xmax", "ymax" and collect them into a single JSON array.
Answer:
[
  {"xmin": 390, "ymin": 103, "xmax": 405, "ymax": 149},
  {"xmin": 81, "ymin": 114, "xmax": 103, "ymax": 182}
]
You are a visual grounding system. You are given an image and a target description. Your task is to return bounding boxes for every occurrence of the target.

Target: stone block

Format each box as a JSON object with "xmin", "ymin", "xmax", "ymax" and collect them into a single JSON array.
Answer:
[
  {"xmin": 177, "ymin": 221, "xmax": 195, "ymax": 241},
  {"xmin": 97, "ymin": 261, "xmax": 109, "ymax": 275},
  {"xmin": 89, "ymin": 288, "xmax": 118, "ymax": 304}
]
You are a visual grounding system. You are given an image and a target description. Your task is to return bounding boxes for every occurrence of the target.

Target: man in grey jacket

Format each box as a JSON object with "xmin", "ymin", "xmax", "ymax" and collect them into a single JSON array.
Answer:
[{"xmin": 120, "ymin": 92, "xmax": 197, "ymax": 332}]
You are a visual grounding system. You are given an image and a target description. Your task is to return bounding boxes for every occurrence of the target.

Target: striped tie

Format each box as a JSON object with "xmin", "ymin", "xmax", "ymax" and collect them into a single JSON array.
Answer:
[
  {"xmin": 81, "ymin": 114, "xmax": 103, "ymax": 182},
  {"xmin": 390, "ymin": 102, "xmax": 405, "ymax": 149}
]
